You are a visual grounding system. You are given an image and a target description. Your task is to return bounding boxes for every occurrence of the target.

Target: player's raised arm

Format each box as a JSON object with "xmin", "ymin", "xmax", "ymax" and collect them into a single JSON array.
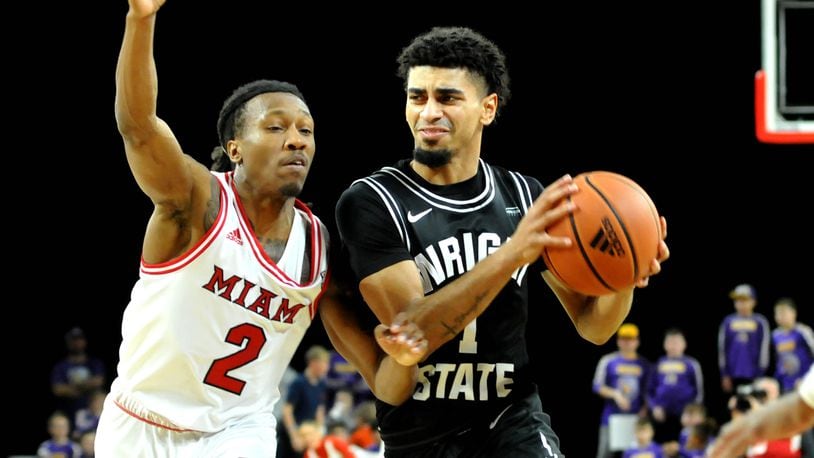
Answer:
[{"xmin": 116, "ymin": 0, "xmax": 203, "ymax": 210}]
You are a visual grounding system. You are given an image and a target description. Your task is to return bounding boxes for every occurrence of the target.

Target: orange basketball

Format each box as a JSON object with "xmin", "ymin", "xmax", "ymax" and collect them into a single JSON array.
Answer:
[{"xmin": 542, "ymin": 171, "xmax": 661, "ymax": 296}]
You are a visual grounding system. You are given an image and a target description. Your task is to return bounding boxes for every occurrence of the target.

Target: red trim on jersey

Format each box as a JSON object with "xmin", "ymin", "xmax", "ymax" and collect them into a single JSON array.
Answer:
[
  {"xmin": 140, "ymin": 176, "xmax": 229, "ymax": 275},
  {"xmin": 229, "ymin": 178, "xmax": 325, "ymax": 288},
  {"xmin": 293, "ymin": 200, "xmax": 321, "ymax": 285},
  {"xmin": 113, "ymin": 399, "xmax": 197, "ymax": 433},
  {"xmin": 309, "ymin": 268, "xmax": 331, "ymax": 319}
]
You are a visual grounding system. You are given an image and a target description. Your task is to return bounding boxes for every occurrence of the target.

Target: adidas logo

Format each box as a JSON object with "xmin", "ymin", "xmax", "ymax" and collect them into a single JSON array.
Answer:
[
  {"xmin": 589, "ymin": 217, "xmax": 625, "ymax": 257},
  {"xmin": 226, "ymin": 228, "xmax": 243, "ymax": 245}
]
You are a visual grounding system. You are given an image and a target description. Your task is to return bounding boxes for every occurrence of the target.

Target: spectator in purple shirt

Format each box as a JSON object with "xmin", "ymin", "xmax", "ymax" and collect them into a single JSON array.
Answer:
[
  {"xmin": 51, "ymin": 328, "xmax": 106, "ymax": 418},
  {"xmin": 37, "ymin": 411, "xmax": 82, "ymax": 458},
  {"xmin": 648, "ymin": 328, "xmax": 704, "ymax": 443},
  {"xmin": 773, "ymin": 298, "xmax": 814, "ymax": 393},
  {"xmin": 623, "ymin": 418, "xmax": 665, "ymax": 458},
  {"xmin": 718, "ymin": 284, "xmax": 770, "ymax": 394},
  {"xmin": 594, "ymin": 323, "xmax": 652, "ymax": 458}
]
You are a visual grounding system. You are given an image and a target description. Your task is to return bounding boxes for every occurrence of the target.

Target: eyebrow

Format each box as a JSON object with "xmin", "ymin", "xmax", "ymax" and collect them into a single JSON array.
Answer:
[
  {"xmin": 407, "ymin": 87, "xmax": 465, "ymax": 96},
  {"xmin": 264, "ymin": 108, "xmax": 312, "ymax": 118}
]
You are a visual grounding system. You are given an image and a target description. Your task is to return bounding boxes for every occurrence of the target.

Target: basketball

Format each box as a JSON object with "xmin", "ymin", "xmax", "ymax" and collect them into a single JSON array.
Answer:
[{"xmin": 542, "ymin": 171, "xmax": 661, "ymax": 296}]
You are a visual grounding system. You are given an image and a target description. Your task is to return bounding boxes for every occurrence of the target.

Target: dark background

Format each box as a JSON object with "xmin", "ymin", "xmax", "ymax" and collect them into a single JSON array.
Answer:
[{"xmin": 11, "ymin": 1, "xmax": 812, "ymax": 456}]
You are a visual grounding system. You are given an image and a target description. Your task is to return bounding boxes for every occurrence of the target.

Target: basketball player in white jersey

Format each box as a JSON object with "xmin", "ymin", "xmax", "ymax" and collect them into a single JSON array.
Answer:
[{"xmin": 97, "ymin": 1, "xmax": 427, "ymax": 456}]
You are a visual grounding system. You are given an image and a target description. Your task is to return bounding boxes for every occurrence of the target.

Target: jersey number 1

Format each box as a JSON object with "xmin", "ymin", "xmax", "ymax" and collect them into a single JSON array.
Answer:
[
  {"xmin": 204, "ymin": 323, "xmax": 267, "ymax": 395},
  {"xmin": 458, "ymin": 319, "xmax": 478, "ymax": 354}
]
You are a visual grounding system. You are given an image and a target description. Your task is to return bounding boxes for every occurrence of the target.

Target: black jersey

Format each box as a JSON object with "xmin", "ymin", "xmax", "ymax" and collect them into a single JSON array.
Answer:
[{"xmin": 336, "ymin": 159, "xmax": 546, "ymax": 448}]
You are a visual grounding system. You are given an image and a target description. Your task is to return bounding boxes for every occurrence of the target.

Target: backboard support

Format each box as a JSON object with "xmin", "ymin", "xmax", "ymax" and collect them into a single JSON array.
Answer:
[{"xmin": 756, "ymin": 0, "xmax": 814, "ymax": 143}]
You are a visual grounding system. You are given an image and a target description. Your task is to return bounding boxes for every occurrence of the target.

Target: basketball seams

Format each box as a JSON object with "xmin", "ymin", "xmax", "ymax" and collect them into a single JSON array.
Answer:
[
  {"xmin": 584, "ymin": 174, "xmax": 640, "ymax": 281},
  {"xmin": 541, "ymin": 249, "xmax": 565, "ymax": 287},
  {"xmin": 567, "ymin": 191, "xmax": 615, "ymax": 294},
  {"xmin": 605, "ymin": 174, "xmax": 662, "ymax": 244}
]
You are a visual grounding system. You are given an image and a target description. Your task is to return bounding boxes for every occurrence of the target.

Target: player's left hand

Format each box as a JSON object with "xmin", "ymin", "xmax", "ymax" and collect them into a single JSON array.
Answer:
[{"xmin": 375, "ymin": 313, "xmax": 428, "ymax": 366}]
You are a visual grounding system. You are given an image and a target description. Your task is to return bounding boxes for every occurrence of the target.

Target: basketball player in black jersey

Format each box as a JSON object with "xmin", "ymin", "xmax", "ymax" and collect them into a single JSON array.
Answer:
[{"xmin": 334, "ymin": 27, "xmax": 670, "ymax": 457}]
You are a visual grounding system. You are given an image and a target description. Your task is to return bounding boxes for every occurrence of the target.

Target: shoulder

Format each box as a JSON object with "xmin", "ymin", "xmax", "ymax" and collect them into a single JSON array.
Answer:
[
  {"xmin": 598, "ymin": 352, "xmax": 619, "ymax": 365},
  {"xmin": 336, "ymin": 172, "xmax": 402, "ymax": 227},
  {"xmin": 338, "ymin": 162, "xmax": 410, "ymax": 200},
  {"xmin": 795, "ymin": 323, "xmax": 814, "ymax": 337},
  {"xmin": 687, "ymin": 354, "xmax": 702, "ymax": 364},
  {"xmin": 338, "ymin": 176, "xmax": 382, "ymax": 204},
  {"xmin": 306, "ymin": 210, "xmax": 330, "ymax": 238},
  {"xmin": 481, "ymin": 161, "xmax": 536, "ymax": 180},
  {"xmin": 484, "ymin": 162, "xmax": 544, "ymax": 197}
]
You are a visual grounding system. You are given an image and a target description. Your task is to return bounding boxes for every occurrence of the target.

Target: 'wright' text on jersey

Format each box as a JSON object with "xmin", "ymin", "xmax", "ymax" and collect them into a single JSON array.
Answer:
[{"xmin": 336, "ymin": 159, "xmax": 544, "ymax": 447}]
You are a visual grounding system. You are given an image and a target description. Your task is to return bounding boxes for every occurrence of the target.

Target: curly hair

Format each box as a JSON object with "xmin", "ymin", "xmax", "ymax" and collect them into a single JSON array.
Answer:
[
  {"xmin": 396, "ymin": 27, "xmax": 511, "ymax": 118},
  {"xmin": 211, "ymin": 80, "xmax": 307, "ymax": 172}
]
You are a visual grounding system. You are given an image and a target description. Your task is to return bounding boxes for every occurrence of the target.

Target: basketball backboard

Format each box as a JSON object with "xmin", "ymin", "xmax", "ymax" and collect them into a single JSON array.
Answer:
[{"xmin": 756, "ymin": 0, "xmax": 814, "ymax": 143}]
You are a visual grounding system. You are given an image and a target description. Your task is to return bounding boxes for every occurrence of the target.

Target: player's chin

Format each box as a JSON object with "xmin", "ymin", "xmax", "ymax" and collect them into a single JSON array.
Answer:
[
  {"xmin": 417, "ymin": 138, "xmax": 443, "ymax": 149},
  {"xmin": 279, "ymin": 181, "xmax": 304, "ymax": 198}
]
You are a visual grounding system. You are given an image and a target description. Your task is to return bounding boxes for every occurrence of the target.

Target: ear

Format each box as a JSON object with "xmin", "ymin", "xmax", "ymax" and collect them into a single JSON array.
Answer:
[
  {"xmin": 226, "ymin": 140, "xmax": 242, "ymax": 165},
  {"xmin": 481, "ymin": 93, "xmax": 498, "ymax": 126}
]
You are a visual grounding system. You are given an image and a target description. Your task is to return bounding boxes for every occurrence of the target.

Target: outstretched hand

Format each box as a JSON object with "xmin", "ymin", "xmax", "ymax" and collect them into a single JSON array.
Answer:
[
  {"xmin": 375, "ymin": 313, "xmax": 428, "ymax": 366},
  {"xmin": 635, "ymin": 216, "xmax": 670, "ymax": 288},
  {"xmin": 128, "ymin": 0, "xmax": 166, "ymax": 18},
  {"xmin": 705, "ymin": 415, "xmax": 754, "ymax": 458}
]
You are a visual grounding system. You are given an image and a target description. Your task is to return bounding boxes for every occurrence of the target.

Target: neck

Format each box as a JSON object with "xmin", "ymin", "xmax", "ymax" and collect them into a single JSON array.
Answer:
[
  {"xmin": 411, "ymin": 154, "xmax": 480, "ymax": 185},
  {"xmin": 234, "ymin": 180, "xmax": 296, "ymax": 238}
]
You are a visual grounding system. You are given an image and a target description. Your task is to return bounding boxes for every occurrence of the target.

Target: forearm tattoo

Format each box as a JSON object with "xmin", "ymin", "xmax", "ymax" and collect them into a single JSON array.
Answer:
[{"xmin": 440, "ymin": 290, "xmax": 486, "ymax": 338}]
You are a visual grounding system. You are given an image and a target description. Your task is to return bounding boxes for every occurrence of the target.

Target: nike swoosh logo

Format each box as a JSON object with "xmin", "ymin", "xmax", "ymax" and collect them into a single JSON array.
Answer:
[
  {"xmin": 407, "ymin": 208, "xmax": 432, "ymax": 223},
  {"xmin": 489, "ymin": 404, "xmax": 512, "ymax": 430}
]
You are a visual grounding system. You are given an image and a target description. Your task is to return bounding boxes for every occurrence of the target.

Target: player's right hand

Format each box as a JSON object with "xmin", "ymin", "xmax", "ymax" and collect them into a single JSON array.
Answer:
[
  {"xmin": 129, "ymin": 0, "xmax": 166, "ymax": 18},
  {"xmin": 375, "ymin": 313, "xmax": 428, "ymax": 366},
  {"xmin": 510, "ymin": 174, "xmax": 578, "ymax": 265}
]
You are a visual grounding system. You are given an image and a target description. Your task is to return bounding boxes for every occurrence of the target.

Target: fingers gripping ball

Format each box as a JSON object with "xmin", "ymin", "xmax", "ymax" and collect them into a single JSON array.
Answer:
[{"xmin": 543, "ymin": 171, "xmax": 661, "ymax": 296}]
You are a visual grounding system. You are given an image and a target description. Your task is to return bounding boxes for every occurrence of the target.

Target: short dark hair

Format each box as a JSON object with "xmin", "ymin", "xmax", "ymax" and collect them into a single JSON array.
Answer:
[
  {"xmin": 396, "ymin": 27, "xmax": 511, "ymax": 118},
  {"xmin": 212, "ymin": 80, "xmax": 306, "ymax": 172},
  {"xmin": 774, "ymin": 297, "xmax": 796, "ymax": 310}
]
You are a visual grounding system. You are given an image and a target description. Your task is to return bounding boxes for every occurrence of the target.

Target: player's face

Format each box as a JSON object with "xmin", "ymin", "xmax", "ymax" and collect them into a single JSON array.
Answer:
[
  {"xmin": 233, "ymin": 92, "xmax": 315, "ymax": 197},
  {"xmin": 405, "ymin": 66, "xmax": 496, "ymax": 160}
]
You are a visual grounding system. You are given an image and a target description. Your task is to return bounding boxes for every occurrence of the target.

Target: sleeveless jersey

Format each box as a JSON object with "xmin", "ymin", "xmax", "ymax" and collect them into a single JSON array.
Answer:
[
  {"xmin": 110, "ymin": 171, "xmax": 329, "ymax": 432},
  {"xmin": 336, "ymin": 159, "xmax": 543, "ymax": 446}
]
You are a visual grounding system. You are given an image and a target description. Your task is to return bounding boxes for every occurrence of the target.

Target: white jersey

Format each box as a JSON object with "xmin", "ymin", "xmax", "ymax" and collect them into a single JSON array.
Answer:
[{"xmin": 110, "ymin": 171, "xmax": 329, "ymax": 432}]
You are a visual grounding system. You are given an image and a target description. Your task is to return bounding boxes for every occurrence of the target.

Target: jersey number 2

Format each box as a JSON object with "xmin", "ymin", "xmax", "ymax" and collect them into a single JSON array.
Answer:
[{"xmin": 204, "ymin": 323, "xmax": 267, "ymax": 395}]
